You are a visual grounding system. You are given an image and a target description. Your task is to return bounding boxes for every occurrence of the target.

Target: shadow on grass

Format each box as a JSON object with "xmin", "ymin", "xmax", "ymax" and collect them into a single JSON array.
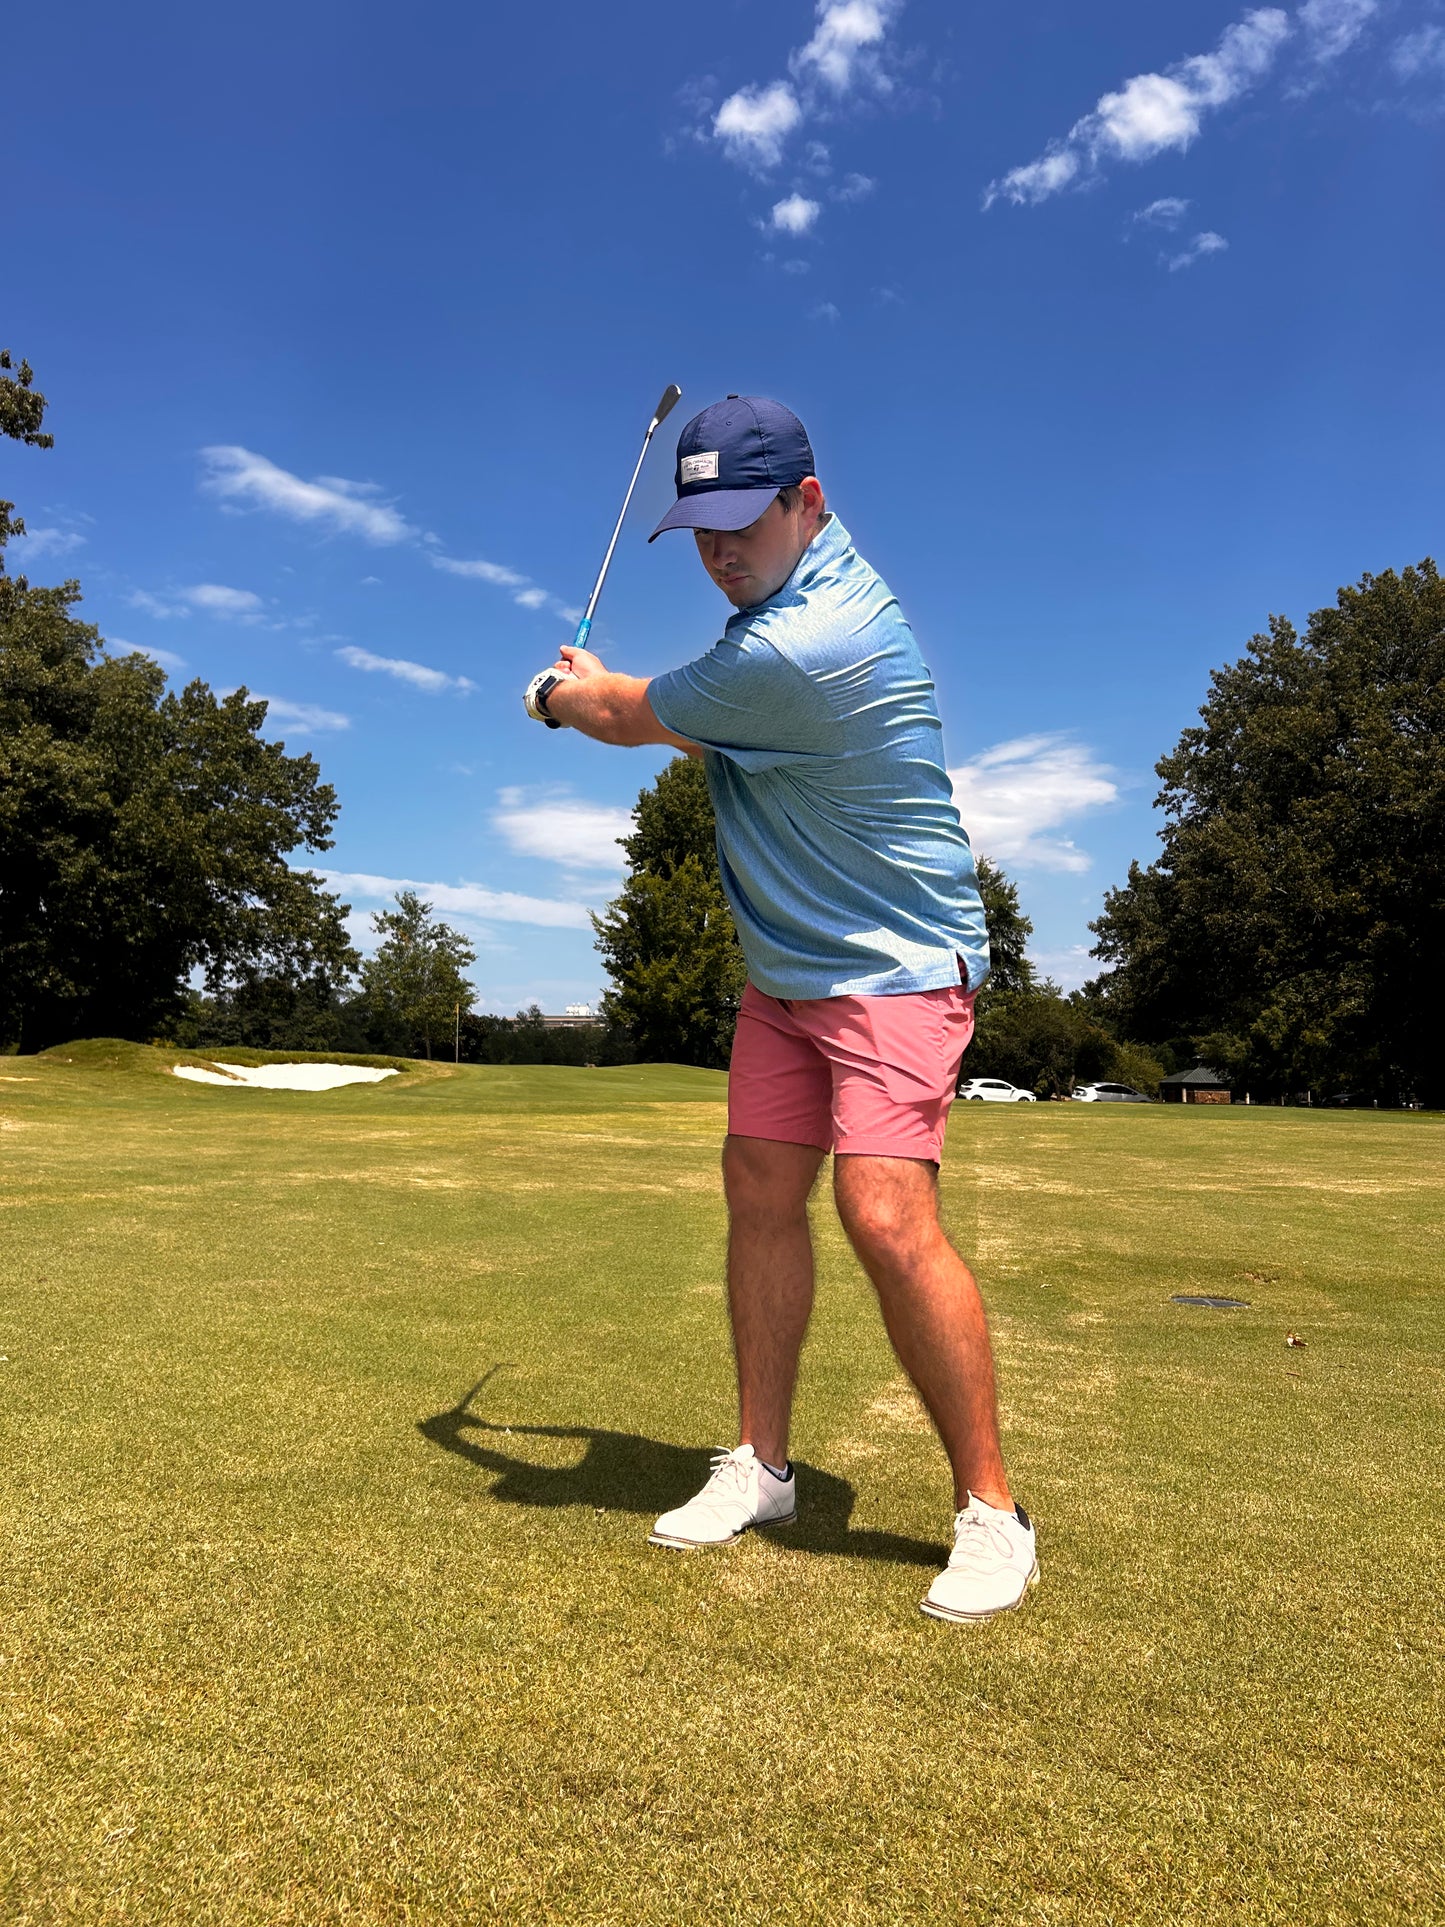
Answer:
[{"xmin": 419, "ymin": 1372, "xmax": 945, "ymax": 1570}]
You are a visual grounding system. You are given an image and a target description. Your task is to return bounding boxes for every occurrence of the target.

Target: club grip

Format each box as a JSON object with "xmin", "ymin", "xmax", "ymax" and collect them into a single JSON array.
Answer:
[{"xmin": 571, "ymin": 615, "xmax": 592, "ymax": 653}]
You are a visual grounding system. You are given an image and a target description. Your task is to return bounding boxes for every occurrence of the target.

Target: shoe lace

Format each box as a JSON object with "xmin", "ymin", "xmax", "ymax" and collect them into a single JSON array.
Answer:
[
  {"xmin": 948, "ymin": 1504, "xmax": 1015, "ymax": 1572},
  {"xmin": 702, "ymin": 1447, "xmax": 754, "ymax": 1499}
]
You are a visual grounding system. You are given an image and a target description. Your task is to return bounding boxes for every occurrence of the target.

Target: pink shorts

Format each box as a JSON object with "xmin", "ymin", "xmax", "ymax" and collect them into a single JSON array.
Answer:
[{"xmin": 728, "ymin": 979, "xmax": 977, "ymax": 1163}]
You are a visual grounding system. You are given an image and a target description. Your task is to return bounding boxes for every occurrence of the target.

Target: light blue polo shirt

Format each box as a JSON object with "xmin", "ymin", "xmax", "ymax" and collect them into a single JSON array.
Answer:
[{"xmin": 648, "ymin": 514, "xmax": 990, "ymax": 1001}]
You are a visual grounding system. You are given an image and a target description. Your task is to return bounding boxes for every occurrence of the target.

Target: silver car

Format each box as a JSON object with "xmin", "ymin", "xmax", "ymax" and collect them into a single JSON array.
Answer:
[
  {"xmin": 957, "ymin": 1077, "xmax": 1037, "ymax": 1103},
  {"xmin": 1072, "ymin": 1082, "xmax": 1152, "ymax": 1103}
]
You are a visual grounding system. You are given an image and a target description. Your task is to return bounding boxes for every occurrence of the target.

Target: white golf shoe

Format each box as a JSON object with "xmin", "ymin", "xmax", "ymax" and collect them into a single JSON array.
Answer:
[
  {"xmin": 649, "ymin": 1444, "xmax": 797, "ymax": 1549},
  {"xmin": 920, "ymin": 1494, "xmax": 1039, "ymax": 1622}
]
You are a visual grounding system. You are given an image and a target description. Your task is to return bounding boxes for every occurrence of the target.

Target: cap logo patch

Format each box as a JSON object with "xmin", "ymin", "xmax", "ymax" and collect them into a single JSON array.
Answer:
[{"xmin": 680, "ymin": 450, "xmax": 720, "ymax": 484}]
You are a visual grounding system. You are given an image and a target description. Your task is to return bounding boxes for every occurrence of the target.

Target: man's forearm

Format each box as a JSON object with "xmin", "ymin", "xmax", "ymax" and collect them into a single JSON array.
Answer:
[
  {"xmin": 544, "ymin": 670, "xmax": 699, "ymax": 754},
  {"xmin": 545, "ymin": 671, "xmax": 653, "ymax": 744}
]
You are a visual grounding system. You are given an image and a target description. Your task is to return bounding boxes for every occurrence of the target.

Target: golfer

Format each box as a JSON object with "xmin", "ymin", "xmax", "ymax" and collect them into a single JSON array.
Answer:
[{"xmin": 531, "ymin": 396, "xmax": 1036, "ymax": 1621}]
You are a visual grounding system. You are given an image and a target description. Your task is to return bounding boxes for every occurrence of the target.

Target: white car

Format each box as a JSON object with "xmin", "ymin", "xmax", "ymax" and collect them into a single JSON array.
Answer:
[
  {"xmin": 957, "ymin": 1077, "xmax": 1037, "ymax": 1103},
  {"xmin": 1072, "ymin": 1082, "xmax": 1152, "ymax": 1103}
]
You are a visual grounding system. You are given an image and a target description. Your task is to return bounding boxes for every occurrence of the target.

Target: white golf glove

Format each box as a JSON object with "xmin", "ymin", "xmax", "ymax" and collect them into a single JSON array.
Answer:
[{"xmin": 523, "ymin": 670, "xmax": 564, "ymax": 729}]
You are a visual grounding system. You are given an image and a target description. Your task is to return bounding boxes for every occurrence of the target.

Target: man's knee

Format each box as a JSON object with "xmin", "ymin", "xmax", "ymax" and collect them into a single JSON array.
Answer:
[
  {"xmin": 834, "ymin": 1157, "xmax": 939, "ymax": 1266},
  {"xmin": 723, "ymin": 1134, "xmax": 823, "ymax": 1223}
]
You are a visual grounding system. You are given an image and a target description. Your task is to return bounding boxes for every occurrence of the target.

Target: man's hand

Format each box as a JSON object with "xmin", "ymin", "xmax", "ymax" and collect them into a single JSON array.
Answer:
[{"xmin": 555, "ymin": 644, "xmax": 607, "ymax": 681}]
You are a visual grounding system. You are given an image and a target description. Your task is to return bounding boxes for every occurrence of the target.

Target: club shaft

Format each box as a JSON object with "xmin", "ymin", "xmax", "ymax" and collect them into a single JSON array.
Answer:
[{"xmin": 572, "ymin": 416, "xmax": 662, "ymax": 652}]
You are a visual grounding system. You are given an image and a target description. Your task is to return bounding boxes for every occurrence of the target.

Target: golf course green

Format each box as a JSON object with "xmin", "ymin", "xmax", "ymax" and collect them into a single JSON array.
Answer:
[{"xmin": 3, "ymin": 1043, "xmax": 1441, "ymax": 1924}]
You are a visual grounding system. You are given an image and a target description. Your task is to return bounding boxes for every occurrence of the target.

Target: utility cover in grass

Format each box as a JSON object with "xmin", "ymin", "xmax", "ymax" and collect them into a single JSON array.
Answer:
[{"xmin": 1171, "ymin": 1294, "xmax": 1251, "ymax": 1309}]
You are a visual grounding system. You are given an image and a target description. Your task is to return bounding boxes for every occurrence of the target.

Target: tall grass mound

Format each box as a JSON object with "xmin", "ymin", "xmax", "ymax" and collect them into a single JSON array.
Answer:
[
  {"xmin": 34, "ymin": 1036, "xmax": 223, "ymax": 1075},
  {"xmin": 35, "ymin": 1036, "xmax": 444, "ymax": 1082},
  {"xmin": 1, "ymin": 1067, "xmax": 1440, "ymax": 1925}
]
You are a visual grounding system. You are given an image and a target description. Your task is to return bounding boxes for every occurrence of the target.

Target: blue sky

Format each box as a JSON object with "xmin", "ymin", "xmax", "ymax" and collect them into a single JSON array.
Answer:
[{"xmin": 6, "ymin": 0, "xmax": 1442, "ymax": 1010}]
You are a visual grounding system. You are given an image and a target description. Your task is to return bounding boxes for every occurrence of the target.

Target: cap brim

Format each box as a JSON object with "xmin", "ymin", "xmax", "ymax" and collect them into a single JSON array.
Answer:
[{"xmin": 648, "ymin": 486, "xmax": 781, "ymax": 542}]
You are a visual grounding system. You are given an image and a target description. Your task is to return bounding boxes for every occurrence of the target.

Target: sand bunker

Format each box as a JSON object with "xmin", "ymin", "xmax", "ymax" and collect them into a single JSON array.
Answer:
[{"xmin": 173, "ymin": 1062, "xmax": 399, "ymax": 1091}]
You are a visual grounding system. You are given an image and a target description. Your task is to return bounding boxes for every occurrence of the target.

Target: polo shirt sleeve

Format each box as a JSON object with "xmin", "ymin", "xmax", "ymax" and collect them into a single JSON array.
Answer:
[{"xmin": 648, "ymin": 631, "xmax": 827, "ymax": 773}]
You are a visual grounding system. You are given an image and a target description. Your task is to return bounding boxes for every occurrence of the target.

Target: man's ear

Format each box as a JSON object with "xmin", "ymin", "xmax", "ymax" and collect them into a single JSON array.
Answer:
[{"xmin": 799, "ymin": 476, "xmax": 825, "ymax": 521}]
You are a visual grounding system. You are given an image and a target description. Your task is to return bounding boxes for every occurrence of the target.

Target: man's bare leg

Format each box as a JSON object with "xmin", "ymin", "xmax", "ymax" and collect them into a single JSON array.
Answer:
[
  {"xmin": 833, "ymin": 1154, "xmax": 1011, "ymax": 1512},
  {"xmin": 722, "ymin": 1134, "xmax": 826, "ymax": 1468}
]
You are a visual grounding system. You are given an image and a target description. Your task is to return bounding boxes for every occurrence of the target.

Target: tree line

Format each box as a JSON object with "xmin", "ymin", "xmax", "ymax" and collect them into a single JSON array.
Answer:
[
  {"xmin": 4, "ymin": 348, "xmax": 1439, "ymax": 1099},
  {"xmin": 1087, "ymin": 563, "xmax": 1443, "ymax": 1107}
]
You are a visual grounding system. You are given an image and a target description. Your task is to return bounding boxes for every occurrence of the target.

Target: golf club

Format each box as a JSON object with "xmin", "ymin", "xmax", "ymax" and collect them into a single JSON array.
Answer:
[{"xmin": 524, "ymin": 382, "xmax": 681, "ymax": 727}]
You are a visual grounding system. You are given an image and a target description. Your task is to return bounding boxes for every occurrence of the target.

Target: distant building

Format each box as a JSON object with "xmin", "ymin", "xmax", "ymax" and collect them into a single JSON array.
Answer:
[
  {"xmin": 1159, "ymin": 1065, "xmax": 1232, "ymax": 1105},
  {"xmin": 540, "ymin": 1003, "xmax": 601, "ymax": 1030}
]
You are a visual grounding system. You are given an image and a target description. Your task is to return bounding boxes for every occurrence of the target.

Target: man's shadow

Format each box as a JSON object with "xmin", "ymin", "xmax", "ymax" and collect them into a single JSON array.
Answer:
[{"xmin": 418, "ymin": 1370, "xmax": 945, "ymax": 1569}]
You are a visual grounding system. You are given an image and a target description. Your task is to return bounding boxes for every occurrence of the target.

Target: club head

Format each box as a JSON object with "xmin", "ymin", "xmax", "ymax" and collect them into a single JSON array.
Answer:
[{"xmin": 652, "ymin": 383, "xmax": 682, "ymax": 428}]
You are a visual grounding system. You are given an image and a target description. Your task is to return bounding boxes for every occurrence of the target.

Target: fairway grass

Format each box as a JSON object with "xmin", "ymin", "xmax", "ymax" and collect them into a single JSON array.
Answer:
[{"xmin": 2, "ymin": 1052, "xmax": 1442, "ymax": 1924}]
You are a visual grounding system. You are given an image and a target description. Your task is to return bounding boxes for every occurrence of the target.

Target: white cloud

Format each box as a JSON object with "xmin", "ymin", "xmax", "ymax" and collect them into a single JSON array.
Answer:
[
  {"xmin": 810, "ymin": 301, "xmax": 842, "ymax": 322},
  {"xmin": 835, "ymin": 171, "xmax": 876, "ymax": 202},
  {"xmin": 252, "ymin": 696, "xmax": 351, "ymax": 733},
  {"xmin": 714, "ymin": 81, "xmax": 803, "ymax": 168},
  {"xmin": 190, "ymin": 452, "xmax": 573, "ymax": 627},
  {"xmin": 127, "ymin": 582, "xmax": 268, "ymax": 623},
  {"xmin": 1298, "ymin": 0, "xmax": 1377, "ymax": 64},
  {"xmin": 199, "ymin": 445, "xmax": 415, "ymax": 544},
  {"xmin": 1392, "ymin": 23, "xmax": 1445, "ymax": 79},
  {"xmin": 106, "ymin": 640, "xmax": 188, "ymax": 671},
  {"xmin": 992, "ymin": 150, "xmax": 1082, "ymax": 204},
  {"xmin": 1165, "ymin": 230, "xmax": 1229, "ymax": 270},
  {"xmin": 429, "ymin": 550, "xmax": 575, "ymax": 622},
  {"xmin": 949, "ymin": 736, "xmax": 1119, "ymax": 872},
  {"xmin": 316, "ymin": 869, "xmax": 594, "ymax": 930},
  {"xmin": 984, "ymin": 7, "xmax": 1292, "ymax": 206},
  {"xmin": 782, "ymin": 258, "xmax": 812, "ymax": 275},
  {"xmin": 10, "ymin": 525, "xmax": 86, "ymax": 560},
  {"xmin": 792, "ymin": 0, "xmax": 901, "ymax": 92},
  {"xmin": 186, "ymin": 582, "xmax": 266, "ymax": 619},
  {"xmin": 335, "ymin": 645, "xmax": 476, "ymax": 695},
  {"xmin": 492, "ymin": 789, "xmax": 635, "ymax": 873},
  {"xmin": 430, "ymin": 553, "xmax": 527, "ymax": 587},
  {"xmin": 709, "ymin": 0, "xmax": 903, "ymax": 193},
  {"xmin": 1132, "ymin": 196, "xmax": 1191, "ymax": 229},
  {"xmin": 126, "ymin": 589, "xmax": 186, "ymax": 619},
  {"xmin": 771, "ymin": 193, "xmax": 821, "ymax": 234}
]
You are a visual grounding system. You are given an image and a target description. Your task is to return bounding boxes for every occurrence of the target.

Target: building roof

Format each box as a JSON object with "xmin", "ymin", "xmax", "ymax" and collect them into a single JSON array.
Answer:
[{"xmin": 1158, "ymin": 1064, "xmax": 1231, "ymax": 1087}]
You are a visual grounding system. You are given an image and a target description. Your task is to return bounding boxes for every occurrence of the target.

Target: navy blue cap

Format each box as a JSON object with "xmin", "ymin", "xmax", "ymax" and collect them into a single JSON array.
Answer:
[{"xmin": 649, "ymin": 396, "xmax": 815, "ymax": 540}]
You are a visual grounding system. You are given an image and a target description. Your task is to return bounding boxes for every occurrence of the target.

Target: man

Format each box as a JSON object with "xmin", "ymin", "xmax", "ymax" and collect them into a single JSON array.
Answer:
[{"xmin": 526, "ymin": 396, "xmax": 1036, "ymax": 1622}]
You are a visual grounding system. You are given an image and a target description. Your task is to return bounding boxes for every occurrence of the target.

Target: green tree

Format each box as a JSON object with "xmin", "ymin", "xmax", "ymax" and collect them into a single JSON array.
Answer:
[
  {"xmin": 0, "ymin": 349, "xmax": 52, "ymax": 449},
  {"xmin": 592, "ymin": 756, "xmax": 746, "ymax": 1068},
  {"xmin": 0, "ymin": 584, "xmax": 358, "ymax": 1049},
  {"xmin": 1, "ymin": 351, "xmax": 357, "ymax": 1050},
  {"xmin": 360, "ymin": 891, "xmax": 476, "ymax": 1058},
  {"xmin": 172, "ymin": 973, "xmax": 371, "ymax": 1055},
  {"xmin": 1, "ymin": 346, "xmax": 53, "ymax": 582},
  {"xmin": 1089, "ymin": 561, "xmax": 1445, "ymax": 1104},
  {"xmin": 964, "ymin": 859, "xmax": 1165, "ymax": 1095},
  {"xmin": 967, "ymin": 980, "xmax": 1124, "ymax": 1098},
  {"xmin": 974, "ymin": 855, "xmax": 1036, "ymax": 998},
  {"xmin": 457, "ymin": 1006, "xmax": 634, "ymax": 1067}
]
